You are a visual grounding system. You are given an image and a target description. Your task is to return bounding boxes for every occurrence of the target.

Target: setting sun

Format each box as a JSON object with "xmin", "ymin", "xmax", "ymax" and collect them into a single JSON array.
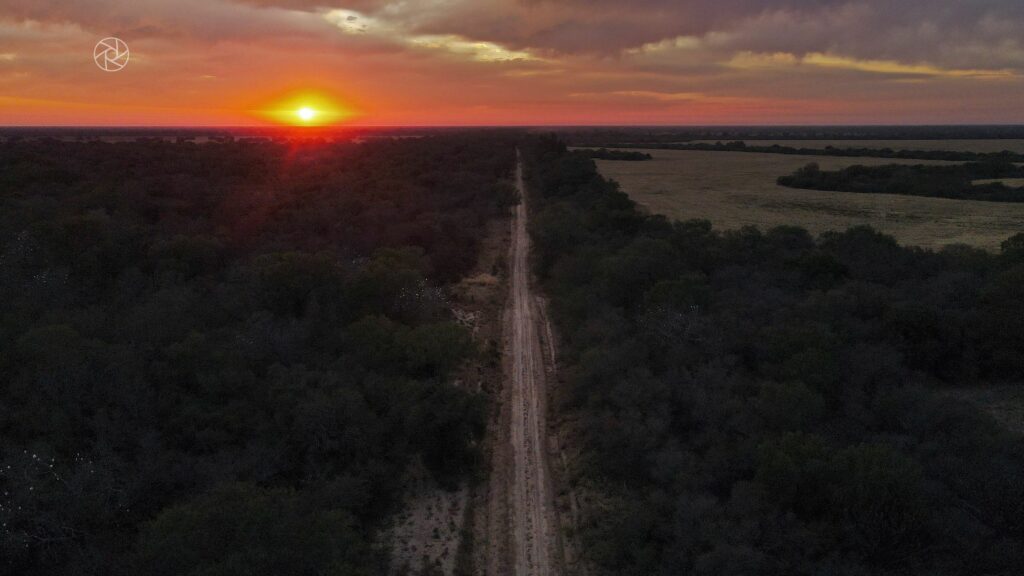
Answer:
[{"xmin": 258, "ymin": 92, "xmax": 355, "ymax": 126}]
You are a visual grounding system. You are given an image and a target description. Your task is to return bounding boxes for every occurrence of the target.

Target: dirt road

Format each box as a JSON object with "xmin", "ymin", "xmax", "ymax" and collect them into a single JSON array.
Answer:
[{"xmin": 501, "ymin": 150, "xmax": 560, "ymax": 576}]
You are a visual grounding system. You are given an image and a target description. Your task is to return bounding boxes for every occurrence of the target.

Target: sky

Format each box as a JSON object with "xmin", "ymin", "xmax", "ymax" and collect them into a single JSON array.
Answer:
[{"xmin": 1, "ymin": 0, "xmax": 1023, "ymax": 126}]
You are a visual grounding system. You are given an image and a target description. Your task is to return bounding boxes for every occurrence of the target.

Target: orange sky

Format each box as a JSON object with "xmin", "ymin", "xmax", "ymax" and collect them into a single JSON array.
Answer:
[{"xmin": 1, "ymin": 1, "xmax": 1023, "ymax": 126}]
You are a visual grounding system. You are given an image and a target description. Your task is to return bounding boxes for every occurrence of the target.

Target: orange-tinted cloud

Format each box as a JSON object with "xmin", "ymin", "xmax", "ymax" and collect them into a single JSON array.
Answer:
[{"xmin": 0, "ymin": 0, "xmax": 1022, "ymax": 125}]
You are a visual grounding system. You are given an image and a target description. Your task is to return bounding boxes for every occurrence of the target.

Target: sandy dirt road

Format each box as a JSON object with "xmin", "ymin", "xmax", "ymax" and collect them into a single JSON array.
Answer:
[{"xmin": 497, "ymin": 150, "xmax": 560, "ymax": 576}]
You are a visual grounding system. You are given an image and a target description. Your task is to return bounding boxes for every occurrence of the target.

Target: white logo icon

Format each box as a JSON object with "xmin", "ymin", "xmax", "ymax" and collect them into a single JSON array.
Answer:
[{"xmin": 94, "ymin": 37, "xmax": 129, "ymax": 72}]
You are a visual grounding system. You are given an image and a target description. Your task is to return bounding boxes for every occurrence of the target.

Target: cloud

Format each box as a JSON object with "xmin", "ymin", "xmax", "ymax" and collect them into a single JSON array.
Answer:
[
  {"xmin": 0, "ymin": 0, "xmax": 1022, "ymax": 125},
  {"xmin": 4, "ymin": 1, "xmax": 1023, "ymax": 71},
  {"xmin": 802, "ymin": 53, "xmax": 1016, "ymax": 79},
  {"xmin": 571, "ymin": 90, "xmax": 712, "ymax": 103},
  {"xmin": 340, "ymin": 0, "xmax": 1024, "ymax": 74},
  {"xmin": 322, "ymin": 8, "xmax": 540, "ymax": 62},
  {"xmin": 406, "ymin": 35, "xmax": 537, "ymax": 62},
  {"xmin": 0, "ymin": 0, "xmax": 338, "ymax": 41},
  {"xmin": 727, "ymin": 51, "xmax": 1017, "ymax": 79}
]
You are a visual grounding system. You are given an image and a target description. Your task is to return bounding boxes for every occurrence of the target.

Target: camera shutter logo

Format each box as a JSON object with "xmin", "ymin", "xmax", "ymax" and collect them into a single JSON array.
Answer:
[{"xmin": 94, "ymin": 37, "xmax": 129, "ymax": 72}]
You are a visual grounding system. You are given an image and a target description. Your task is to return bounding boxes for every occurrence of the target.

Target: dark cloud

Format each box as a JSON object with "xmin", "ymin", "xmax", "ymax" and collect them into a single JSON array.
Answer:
[
  {"xmin": 2, "ymin": 0, "xmax": 1021, "ymax": 71},
  {"xmin": 2, "ymin": 0, "xmax": 1015, "ymax": 68},
  {"xmin": 228, "ymin": 0, "xmax": 391, "ymax": 10},
  {"xmin": 406, "ymin": 0, "xmax": 849, "ymax": 53},
  {"xmin": 0, "ymin": 0, "xmax": 1021, "ymax": 128},
  {"xmin": 399, "ymin": 0, "xmax": 1024, "ymax": 70},
  {"xmin": 0, "ymin": 0, "xmax": 358, "ymax": 44}
]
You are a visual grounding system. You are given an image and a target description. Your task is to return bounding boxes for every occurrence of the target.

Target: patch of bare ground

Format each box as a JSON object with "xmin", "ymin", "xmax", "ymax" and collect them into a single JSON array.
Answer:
[
  {"xmin": 383, "ymin": 215, "xmax": 510, "ymax": 576},
  {"xmin": 941, "ymin": 385, "xmax": 1024, "ymax": 435},
  {"xmin": 453, "ymin": 216, "xmax": 513, "ymax": 576},
  {"xmin": 384, "ymin": 463, "xmax": 470, "ymax": 575}
]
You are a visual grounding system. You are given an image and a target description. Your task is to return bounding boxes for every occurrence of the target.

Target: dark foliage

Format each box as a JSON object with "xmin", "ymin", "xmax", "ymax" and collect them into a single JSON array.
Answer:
[
  {"xmin": 606, "ymin": 140, "xmax": 1024, "ymax": 163},
  {"xmin": 574, "ymin": 148, "xmax": 653, "ymax": 161},
  {"xmin": 524, "ymin": 134, "xmax": 1024, "ymax": 576},
  {"xmin": 0, "ymin": 133, "xmax": 517, "ymax": 575},
  {"xmin": 559, "ymin": 125, "xmax": 1024, "ymax": 147},
  {"xmin": 778, "ymin": 162, "xmax": 1024, "ymax": 202}
]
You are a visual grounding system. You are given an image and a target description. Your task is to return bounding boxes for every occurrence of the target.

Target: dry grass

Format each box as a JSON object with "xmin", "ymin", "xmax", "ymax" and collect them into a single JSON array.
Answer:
[{"xmin": 594, "ymin": 148, "xmax": 1024, "ymax": 251}]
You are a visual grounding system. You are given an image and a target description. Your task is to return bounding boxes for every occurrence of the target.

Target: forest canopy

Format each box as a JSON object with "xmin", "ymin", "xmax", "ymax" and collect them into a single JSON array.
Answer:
[
  {"xmin": 778, "ymin": 162, "xmax": 1024, "ymax": 202},
  {"xmin": 574, "ymin": 148, "xmax": 653, "ymax": 161},
  {"xmin": 524, "ymin": 135, "xmax": 1024, "ymax": 576},
  {"xmin": 0, "ymin": 133, "xmax": 517, "ymax": 575}
]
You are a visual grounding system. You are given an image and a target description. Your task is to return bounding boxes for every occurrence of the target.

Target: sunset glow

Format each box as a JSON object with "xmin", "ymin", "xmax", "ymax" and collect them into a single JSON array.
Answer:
[
  {"xmin": 259, "ymin": 93, "xmax": 353, "ymax": 127},
  {"xmin": 0, "ymin": 2, "xmax": 1022, "ymax": 125}
]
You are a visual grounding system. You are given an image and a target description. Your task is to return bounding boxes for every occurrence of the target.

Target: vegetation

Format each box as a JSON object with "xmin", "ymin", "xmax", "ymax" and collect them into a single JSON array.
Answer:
[
  {"xmin": 575, "ymin": 148, "xmax": 653, "ymax": 161},
  {"xmin": 560, "ymin": 125, "xmax": 1024, "ymax": 147},
  {"xmin": 600, "ymin": 140, "xmax": 1024, "ymax": 162},
  {"xmin": 0, "ymin": 134, "xmax": 517, "ymax": 575},
  {"xmin": 589, "ymin": 148, "xmax": 1024, "ymax": 251},
  {"xmin": 779, "ymin": 162, "xmax": 1024, "ymax": 202},
  {"xmin": 525, "ymin": 135, "xmax": 1024, "ymax": 576}
]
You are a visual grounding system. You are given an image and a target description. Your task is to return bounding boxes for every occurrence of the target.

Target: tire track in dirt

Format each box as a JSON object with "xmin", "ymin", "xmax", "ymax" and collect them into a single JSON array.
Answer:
[{"xmin": 500, "ymin": 149, "xmax": 560, "ymax": 576}]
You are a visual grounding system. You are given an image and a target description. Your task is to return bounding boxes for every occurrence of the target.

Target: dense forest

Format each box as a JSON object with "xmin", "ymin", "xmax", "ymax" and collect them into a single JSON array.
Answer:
[
  {"xmin": 778, "ymin": 162, "xmax": 1024, "ymax": 202},
  {"xmin": 574, "ymin": 149, "xmax": 653, "ymax": 161},
  {"xmin": 630, "ymin": 141, "xmax": 1024, "ymax": 163},
  {"xmin": 0, "ymin": 134, "xmax": 517, "ymax": 575},
  {"xmin": 524, "ymin": 136, "xmax": 1024, "ymax": 575}
]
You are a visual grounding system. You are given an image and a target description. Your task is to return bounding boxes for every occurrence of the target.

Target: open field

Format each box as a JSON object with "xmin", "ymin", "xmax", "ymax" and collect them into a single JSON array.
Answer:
[
  {"xmin": 593, "ymin": 148, "xmax": 1024, "ymax": 250},
  {"xmin": 692, "ymin": 139, "xmax": 1024, "ymax": 153}
]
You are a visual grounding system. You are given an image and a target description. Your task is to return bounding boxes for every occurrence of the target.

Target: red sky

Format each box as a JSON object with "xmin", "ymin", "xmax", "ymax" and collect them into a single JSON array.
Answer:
[{"xmin": 1, "ymin": 0, "xmax": 1023, "ymax": 126}]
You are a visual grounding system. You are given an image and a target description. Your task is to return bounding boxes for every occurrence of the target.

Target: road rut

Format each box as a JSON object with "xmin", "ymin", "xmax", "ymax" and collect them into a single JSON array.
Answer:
[{"xmin": 505, "ymin": 150, "xmax": 559, "ymax": 576}]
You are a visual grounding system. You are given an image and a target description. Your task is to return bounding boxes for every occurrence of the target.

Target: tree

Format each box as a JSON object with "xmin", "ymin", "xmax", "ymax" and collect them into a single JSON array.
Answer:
[{"xmin": 135, "ymin": 484, "xmax": 377, "ymax": 576}]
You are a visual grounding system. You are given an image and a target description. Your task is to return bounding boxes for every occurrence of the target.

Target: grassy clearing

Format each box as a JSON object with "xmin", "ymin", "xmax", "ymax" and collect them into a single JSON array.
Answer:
[{"xmin": 593, "ymin": 148, "xmax": 1024, "ymax": 251}]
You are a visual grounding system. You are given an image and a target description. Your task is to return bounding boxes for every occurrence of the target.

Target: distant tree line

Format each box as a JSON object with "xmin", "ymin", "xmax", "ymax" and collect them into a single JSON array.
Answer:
[
  {"xmin": 523, "ymin": 134, "xmax": 1024, "ymax": 576},
  {"xmin": 561, "ymin": 125, "xmax": 1024, "ymax": 147},
  {"xmin": 0, "ymin": 134, "xmax": 518, "ymax": 575},
  {"xmin": 614, "ymin": 140, "xmax": 1024, "ymax": 163},
  {"xmin": 574, "ymin": 148, "xmax": 653, "ymax": 161},
  {"xmin": 778, "ymin": 162, "xmax": 1024, "ymax": 202}
]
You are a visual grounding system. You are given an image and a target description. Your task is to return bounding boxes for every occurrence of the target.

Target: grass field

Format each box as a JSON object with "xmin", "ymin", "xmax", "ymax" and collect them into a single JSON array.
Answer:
[
  {"xmin": 593, "ymin": 148, "xmax": 1024, "ymax": 251},
  {"xmin": 691, "ymin": 139, "xmax": 1024, "ymax": 153}
]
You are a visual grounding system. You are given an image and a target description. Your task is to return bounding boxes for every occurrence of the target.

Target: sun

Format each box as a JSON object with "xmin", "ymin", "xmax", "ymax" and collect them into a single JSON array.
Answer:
[{"xmin": 259, "ymin": 92, "xmax": 356, "ymax": 126}]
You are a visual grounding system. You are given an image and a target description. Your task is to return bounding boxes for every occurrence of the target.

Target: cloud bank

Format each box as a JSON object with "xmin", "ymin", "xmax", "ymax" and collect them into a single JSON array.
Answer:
[{"xmin": 0, "ymin": 0, "xmax": 1021, "ymax": 124}]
